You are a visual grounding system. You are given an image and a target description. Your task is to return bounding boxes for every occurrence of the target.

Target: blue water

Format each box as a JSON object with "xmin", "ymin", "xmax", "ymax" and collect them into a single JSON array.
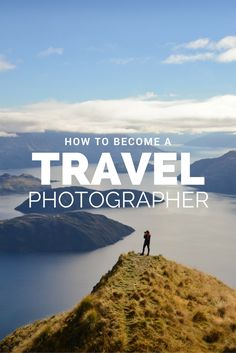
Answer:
[{"xmin": 0, "ymin": 146, "xmax": 236, "ymax": 339}]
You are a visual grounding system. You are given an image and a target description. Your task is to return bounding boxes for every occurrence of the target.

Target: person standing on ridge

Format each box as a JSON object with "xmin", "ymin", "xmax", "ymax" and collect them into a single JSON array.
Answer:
[{"xmin": 141, "ymin": 230, "xmax": 151, "ymax": 256}]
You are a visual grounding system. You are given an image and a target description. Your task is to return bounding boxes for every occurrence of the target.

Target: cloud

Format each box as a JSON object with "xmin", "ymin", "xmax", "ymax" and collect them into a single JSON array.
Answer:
[
  {"xmin": 164, "ymin": 36, "xmax": 236, "ymax": 64},
  {"xmin": 0, "ymin": 94, "xmax": 236, "ymax": 134},
  {"xmin": 217, "ymin": 48, "xmax": 236, "ymax": 62},
  {"xmin": 182, "ymin": 38, "xmax": 210, "ymax": 49},
  {"xmin": 38, "ymin": 46, "xmax": 64, "ymax": 57},
  {"xmin": 0, "ymin": 56, "xmax": 16, "ymax": 72},
  {"xmin": 213, "ymin": 36, "xmax": 236, "ymax": 50},
  {"xmin": 181, "ymin": 36, "xmax": 236, "ymax": 51},
  {"xmin": 164, "ymin": 52, "xmax": 214, "ymax": 64},
  {"xmin": 136, "ymin": 91, "xmax": 158, "ymax": 100}
]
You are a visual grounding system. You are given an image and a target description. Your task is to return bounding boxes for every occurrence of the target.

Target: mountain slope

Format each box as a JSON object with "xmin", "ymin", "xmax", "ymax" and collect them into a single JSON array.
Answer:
[
  {"xmin": 0, "ymin": 212, "xmax": 134, "ymax": 253},
  {"xmin": 1, "ymin": 252, "xmax": 236, "ymax": 353},
  {"xmin": 178, "ymin": 150, "xmax": 236, "ymax": 195}
]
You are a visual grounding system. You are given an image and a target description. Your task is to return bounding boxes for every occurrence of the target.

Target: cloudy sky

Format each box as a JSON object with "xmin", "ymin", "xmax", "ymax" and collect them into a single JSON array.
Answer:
[{"xmin": 1, "ymin": 0, "xmax": 236, "ymax": 134}]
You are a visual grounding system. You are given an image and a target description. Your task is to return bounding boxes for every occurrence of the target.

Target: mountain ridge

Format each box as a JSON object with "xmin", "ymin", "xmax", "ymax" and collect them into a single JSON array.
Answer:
[
  {"xmin": 178, "ymin": 150, "xmax": 236, "ymax": 195},
  {"xmin": 1, "ymin": 252, "xmax": 236, "ymax": 353}
]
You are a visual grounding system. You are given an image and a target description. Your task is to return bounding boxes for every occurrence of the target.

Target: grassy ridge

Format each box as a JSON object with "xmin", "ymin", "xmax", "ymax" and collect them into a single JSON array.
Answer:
[{"xmin": 1, "ymin": 252, "xmax": 236, "ymax": 352}]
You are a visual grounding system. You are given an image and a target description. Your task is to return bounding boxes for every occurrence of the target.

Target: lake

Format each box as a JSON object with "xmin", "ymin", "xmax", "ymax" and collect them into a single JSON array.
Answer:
[{"xmin": 0, "ymin": 146, "xmax": 235, "ymax": 339}]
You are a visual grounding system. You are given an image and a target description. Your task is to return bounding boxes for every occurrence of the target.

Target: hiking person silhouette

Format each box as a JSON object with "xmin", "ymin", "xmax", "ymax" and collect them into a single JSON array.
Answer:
[{"xmin": 141, "ymin": 230, "xmax": 151, "ymax": 256}]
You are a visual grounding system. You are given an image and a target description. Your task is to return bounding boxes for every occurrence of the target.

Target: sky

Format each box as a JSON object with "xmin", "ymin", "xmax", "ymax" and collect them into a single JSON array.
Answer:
[{"xmin": 0, "ymin": 0, "xmax": 236, "ymax": 134}]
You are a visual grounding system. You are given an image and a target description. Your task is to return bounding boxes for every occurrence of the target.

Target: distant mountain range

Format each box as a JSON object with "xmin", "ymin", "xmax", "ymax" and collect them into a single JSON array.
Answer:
[
  {"xmin": 0, "ymin": 131, "xmax": 162, "ymax": 169},
  {"xmin": 15, "ymin": 186, "xmax": 163, "ymax": 214},
  {"xmin": 1, "ymin": 252, "xmax": 236, "ymax": 352},
  {"xmin": 0, "ymin": 173, "xmax": 50, "ymax": 195},
  {"xmin": 2, "ymin": 131, "xmax": 236, "ymax": 170},
  {"xmin": 185, "ymin": 132, "xmax": 236, "ymax": 148},
  {"xmin": 179, "ymin": 150, "xmax": 236, "ymax": 195},
  {"xmin": 0, "ymin": 212, "xmax": 134, "ymax": 253}
]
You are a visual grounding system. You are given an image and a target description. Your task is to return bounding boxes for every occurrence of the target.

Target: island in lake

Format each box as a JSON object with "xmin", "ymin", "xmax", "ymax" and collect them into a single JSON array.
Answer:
[
  {"xmin": 0, "ymin": 212, "xmax": 134, "ymax": 253},
  {"xmin": 0, "ymin": 173, "xmax": 51, "ymax": 195}
]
